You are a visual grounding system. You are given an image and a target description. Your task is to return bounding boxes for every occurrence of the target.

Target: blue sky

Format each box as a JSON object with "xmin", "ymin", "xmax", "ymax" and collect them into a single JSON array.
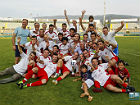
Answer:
[{"xmin": 0, "ymin": 0, "xmax": 140, "ymax": 18}]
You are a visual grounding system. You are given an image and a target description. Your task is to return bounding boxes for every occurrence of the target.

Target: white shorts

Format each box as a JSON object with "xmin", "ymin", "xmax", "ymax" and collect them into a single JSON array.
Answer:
[{"xmin": 81, "ymin": 79, "xmax": 94, "ymax": 89}]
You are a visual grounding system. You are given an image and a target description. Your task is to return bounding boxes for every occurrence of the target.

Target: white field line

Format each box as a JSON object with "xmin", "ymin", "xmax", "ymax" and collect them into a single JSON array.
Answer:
[{"xmin": 122, "ymin": 52, "xmax": 140, "ymax": 57}]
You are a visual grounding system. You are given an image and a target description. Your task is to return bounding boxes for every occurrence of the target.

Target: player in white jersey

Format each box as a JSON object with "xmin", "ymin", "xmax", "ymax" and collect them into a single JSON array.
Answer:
[
  {"xmin": 101, "ymin": 21, "xmax": 124, "ymax": 56},
  {"xmin": 30, "ymin": 22, "xmax": 40, "ymax": 36},
  {"xmin": 90, "ymin": 57, "xmax": 135, "ymax": 93},
  {"xmin": 36, "ymin": 49, "xmax": 52, "ymax": 68},
  {"xmin": 70, "ymin": 33, "xmax": 81, "ymax": 55},
  {"xmin": 36, "ymin": 29, "xmax": 44, "ymax": 45},
  {"xmin": 59, "ymin": 37, "xmax": 70, "ymax": 56},
  {"xmin": 97, "ymin": 40, "xmax": 118, "ymax": 66},
  {"xmin": 0, "ymin": 37, "xmax": 36, "ymax": 84},
  {"xmin": 44, "ymin": 24, "xmax": 58, "ymax": 40},
  {"xmin": 24, "ymin": 36, "xmax": 38, "ymax": 56},
  {"xmin": 52, "ymin": 52, "xmax": 79, "ymax": 85},
  {"xmin": 53, "ymin": 33, "xmax": 63, "ymax": 45},
  {"xmin": 38, "ymin": 34, "xmax": 55, "ymax": 53},
  {"xmin": 17, "ymin": 53, "xmax": 58, "ymax": 88},
  {"xmin": 42, "ymin": 23, "xmax": 47, "ymax": 32}
]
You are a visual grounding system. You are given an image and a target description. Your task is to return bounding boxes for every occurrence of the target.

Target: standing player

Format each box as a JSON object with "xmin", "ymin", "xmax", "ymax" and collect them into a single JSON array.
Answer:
[
  {"xmin": 30, "ymin": 22, "xmax": 40, "ymax": 36},
  {"xmin": 12, "ymin": 19, "xmax": 30, "ymax": 64},
  {"xmin": 101, "ymin": 21, "xmax": 124, "ymax": 56}
]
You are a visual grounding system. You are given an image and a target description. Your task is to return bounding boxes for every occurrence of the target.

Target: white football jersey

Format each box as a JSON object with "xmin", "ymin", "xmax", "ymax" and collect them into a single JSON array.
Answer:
[
  {"xmin": 59, "ymin": 43, "xmax": 70, "ymax": 55},
  {"xmin": 37, "ymin": 35, "xmax": 44, "ymax": 44},
  {"xmin": 38, "ymin": 41, "xmax": 55, "ymax": 51},
  {"xmin": 44, "ymin": 30, "xmax": 58, "ymax": 40},
  {"xmin": 44, "ymin": 61, "xmax": 57, "ymax": 78},
  {"xmin": 92, "ymin": 63, "xmax": 110, "ymax": 86}
]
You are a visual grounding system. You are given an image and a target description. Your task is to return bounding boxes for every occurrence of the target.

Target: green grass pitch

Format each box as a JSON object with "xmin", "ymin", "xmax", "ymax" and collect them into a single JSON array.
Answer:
[{"xmin": 0, "ymin": 37, "xmax": 140, "ymax": 105}]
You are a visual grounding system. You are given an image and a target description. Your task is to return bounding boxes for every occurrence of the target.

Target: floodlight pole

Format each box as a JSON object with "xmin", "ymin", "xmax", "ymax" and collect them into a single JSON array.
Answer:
[{"xmin": 103, "ymin": 0, "xmax": 106, "ymax": 26}]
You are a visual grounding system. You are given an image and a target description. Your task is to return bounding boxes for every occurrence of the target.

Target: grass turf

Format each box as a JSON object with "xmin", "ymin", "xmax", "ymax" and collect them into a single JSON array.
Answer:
[{"xmin": 0, "ymin": 37, "xmax": 140, "ymax": 105}]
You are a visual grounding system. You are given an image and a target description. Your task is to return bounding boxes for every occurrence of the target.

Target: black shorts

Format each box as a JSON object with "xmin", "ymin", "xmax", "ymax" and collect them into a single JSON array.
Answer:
[{"xmin": 15, "ymin": 45, "xmax": 26, "ymax": 57}]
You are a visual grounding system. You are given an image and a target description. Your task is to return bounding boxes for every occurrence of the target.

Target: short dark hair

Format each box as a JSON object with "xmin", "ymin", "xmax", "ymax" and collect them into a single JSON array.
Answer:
[
  {"xmin": 83, "ymin": 33, "xmax": 88, "ymax": 37},
  {"xmin": 49, "ymin": 24, "xmax": 54, "ymax": 27},
  {"xmin": 89, "ymin": 15, "xmax": 94, "ymax": 20},
  {"xmin": 62, "ymin": 23, "xmax": 67, "ymax": 26},
  {"xmin": 34, "ymin": 22, "xmax": 40, "ymax": 26},
  {"xmin": 91, "ymin": 57, "xmax": 98, "ymax": 63},
  {"xmin": 69, "ymin": 28, "xmax": 76, "ymax": 32},
  {"xmin": 58, "ymin": 33, "xmax": 63, "ymax": 36},
  {"xmin": 80, "ymin": 64, "xmax": 88, "ymax": 70},
  {"xmin": 103, "ymin": 27, "xmax": 108, "ymax": 30},
  {"xmin": 117, "ymin": 60, "xmax": 125, "ymax": 66},
  {"xmin": 97, "ymin": 39, "xmax": 104, "ymax": 44},
  {"xmin": 32, "ymin": 35, "xmax": 37, "ymax": 39},
  {"xmin": 53, "ymin": 45, "xmax": 59, "ymax": 50},
  {"xmin": 31, "ymin": 51, "xmax": 36, "ymax": 56},
  {"xmin": 62, "ymin": 37, "xmax": 68, "ymax": 42},
  {"xmin": 91, "ymin": 32, "xmax": 97, "ymax": 37},
  {"xmin": 53, "ymin": 52, "xmax": 58, "ymax": 56}
]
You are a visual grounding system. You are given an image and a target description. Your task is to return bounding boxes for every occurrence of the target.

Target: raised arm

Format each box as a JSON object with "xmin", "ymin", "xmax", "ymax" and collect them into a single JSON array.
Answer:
[
  {"xmin": 79, "ymin": 17, "xmax": 86, "ymax": 31},
  {"xmin": 64, "ymin": 9, "xmax": 70, "ymax": 25},
  {"xmin": 115, "ymin": 21, "xmax": 124, "ymax": 33},
  {"xmin": 53, "ymin": 19, "xmax": 57, "ymax": 30},
  {"xmin": 17, "ymin": 37, "xmax": 23, "ymax": 54},
  {"xmin": 81, "ymin": 10, "xmax": 86, "ymax": 20}
]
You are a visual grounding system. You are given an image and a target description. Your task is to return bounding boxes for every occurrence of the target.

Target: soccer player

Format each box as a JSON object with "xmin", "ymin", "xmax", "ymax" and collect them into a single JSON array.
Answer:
[
  {"xmin": 17, "ymin": 53, "xmax": 58, "ymax": 88},
  {"xmin": 30, "ymin": 22, "xmax": 40, "ymax": 36},
  {"xmin": 59, "ymin": 37, "xmax": 70, "ymax": 56},
  {"xmin": 97, "ymin": 40, "xmax": 118, "ymax": 66},
  {"xmin": 73, "ymin": 64, "xmax": 94, "ymax": 101},
  {"xmin": 44, "ymin": 24, "xmax": 58, "ymax": 40},
  {"xmin": 12, "ymin": 19, "xmax": 30, "ymax": 64},
  {"xmin": 114, "ymin": 60, "xmax": 130, "ymax": 85},
  {"xmin": 52, "ymin": 52, "xmax": 79, "ymax": 84},
  {"xmin": 0, "ymin": 37, "xmax": 36, "ymax": 84},
  {"xmin": 24, "ymin": 36, "xmax": 38, "ymax": 56},
  {"xmin": 101, "ymin": 21, "xmax": 124, "ymax": 56},
  {"xmin": 42, "ymin": 23, "xmax": 47, "ymax": 32},
  {"xmin": 90, "ymin": 57, "xmax": 135, "ymax": 93},
  {"xmin": 36, "ymin": 29, "xmax": 45, "ymax": 45}
]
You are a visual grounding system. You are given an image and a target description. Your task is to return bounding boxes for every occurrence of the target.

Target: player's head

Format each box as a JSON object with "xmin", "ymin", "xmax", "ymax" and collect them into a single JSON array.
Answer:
[
  {"xmin": 80, "ymin": 41, "xmax": 85, "ymax": 49},
  {"xmin": 43, "ymin": 48, "xmax": 50, "ymax": 58},
  {"xmin": 62, "ymin": 23, "xmax": 67, "ymax": 30},
  {"xmin": 49, "ymin": 24, "xmax": 54, "ymax": 32},
  {"xmin": 72, "ymin": 20, "xmax": 77, "ymax": 25},
  {"xmin": 83, "ymin": 49, "xmax": 89, "ymax": 58},
  {"xmin": 89, "ymin": 24, "xmax": 95, "ymax": 31},
  {"xmin": 53, "ymin": 45, "xmax": 59, "ymax": 53},
  {"xmin": 44, "ymin": 34, "xmax": 48, "ymax": 41},
  {"xmin": 117, "ymin": 60, "xmax": 125, "ymax": 70},
  {"xmin": 80, "ymin": 64, "xmax": 88, "ymax": 73},
  {"xmin": 62, "ymin": 37, "xmax": 68, "ymax": 45},
  {"xmin": 52, "ymin": 53, "xmax": 58, "ymax": 63},
  {"xmin": 29, "ymin": 51, "xmax": 36, "ymax": 60},
  {"xmin": 22, "ymin": 19, "xmax": 28, "ymax": 28},
  {"xmin": 90, "ymin": 32, "xmax": 97, "ymax": 41},
  {"xmin": 88, "ymin": 41, "xmax": 93, "ymax": 48},
  {"xmin": 58, "ymin": 33, "xmax": 63, "ymax": 41},
  {"xmin": 97, "ymin": 40, "xmax": 105, "ymax": 50},
  {"xmin": 80, "ymin": 54, "xmax": 85, "ymax": 61},
  {"xmin": 72, "ymin": 52, "xmax": 79, "ymax": 60},
  {"xmin": 102, "ymin": 27, "xmax": 109, "ymax": 35},
  {"xmin": 74, "ymin": 33, "xmax": 80, "ymax": 41},
  {"xmin": 42, "ymin": 23, "xmax": 47, "ymax": 30},
  {"xmin": 39, "ymin": 29, "xmax": 44, "ymax": 37},
  {"xmin": 89, "ymin": 15, "xmax": 94, "ymax": 22},
  {"xmin": 31, "ymin": 35, "xmax": 37, "ymax": 44},
  {"xmin": 92, "ymin": 42, "xmax": 97, "ymax": 50},
  {"xmin": 34, "ymin": 22, "xmax": 40, "ymax": 30},
  {"xmin": 70, "ymin": 28, "xmax": 76, "ymax": 34},
  {"xmin": 91, "ymin": 57, "xmax": 99, "ymax": 67},
  {"xmin": 83, "ymin": 34, "xmax": 88, "ymax": 41}
]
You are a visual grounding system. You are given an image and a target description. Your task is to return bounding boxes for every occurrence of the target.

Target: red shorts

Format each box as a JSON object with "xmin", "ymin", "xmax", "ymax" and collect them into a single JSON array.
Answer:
[
  {"xmin": 37, "ymin": 67, "xmax": 48, "ymax": 81},
  {"xmin": 111, "ymin": 56, "xmax": 118, "ymax": 62},
  {"xmin": 103, "ymin": 77, "xmax": 116, "ymax": 88},
  {"xmin": 61, "ymin": 64, "xmax": 70, "ymax": 74}
]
